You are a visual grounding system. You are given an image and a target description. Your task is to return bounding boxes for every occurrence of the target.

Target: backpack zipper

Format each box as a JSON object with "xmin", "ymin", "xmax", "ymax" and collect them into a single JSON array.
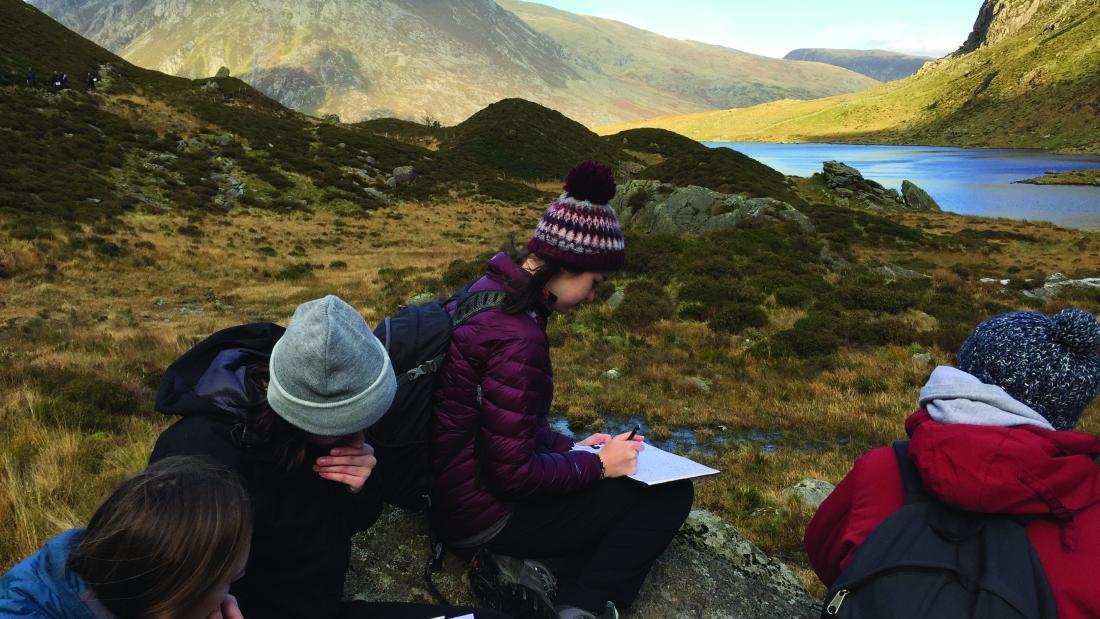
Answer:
[{"xmin": 825, "ymin": 589, "xmax": 849, "ymax": 615}]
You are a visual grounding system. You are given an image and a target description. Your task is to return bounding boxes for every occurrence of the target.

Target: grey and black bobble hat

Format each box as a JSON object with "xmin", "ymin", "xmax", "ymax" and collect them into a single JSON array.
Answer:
[
  {"xmin": 267, "ymin": 295, "xmax": 397, "ymax": 436},
  {"xmin": 957, "ymin": 308, "xmax": 1100, "ymax": 430}
]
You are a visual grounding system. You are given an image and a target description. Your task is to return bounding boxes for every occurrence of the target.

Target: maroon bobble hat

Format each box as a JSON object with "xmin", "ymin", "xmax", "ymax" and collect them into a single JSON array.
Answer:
[{"xmin": 527, "ymin": 161, "xmax": 625, "ymax": 272}]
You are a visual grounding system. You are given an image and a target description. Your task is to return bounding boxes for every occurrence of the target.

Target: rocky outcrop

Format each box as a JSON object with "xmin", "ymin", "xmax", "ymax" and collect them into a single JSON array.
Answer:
[
  {"xmin": 1023, "ymin": 273, "xmax": 1100, "ymax": 299},
  {"xmin": 820, "ymin": 161, "xmax": 904, "ymax": 210},
  {"xmin": 955, "ymin": 0, "xmax": 1046, "ymax": 55},
  {"xmin": 346, "ymin": 507, "xmax": 819, "ymax": 618},
  {"xmin": 901, "ymin": 180, "xmax": 941, "ymax": 211},
  {"xmin": 612, "ymin": 180, "xmax": 814, "ymax": 236}
]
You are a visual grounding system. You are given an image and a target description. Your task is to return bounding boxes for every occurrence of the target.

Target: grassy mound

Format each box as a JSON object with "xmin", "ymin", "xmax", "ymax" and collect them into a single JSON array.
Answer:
[
  {"xmin": 603, "ymin": 128, "xmax": 708, "ymax": 158},
  {"xmin": 445, "ymin": 98, "xmax": 633, "ymax": 181},
  {"xmin": 637, "ymin": 147, "xmax": 804, "ymax": 205}
]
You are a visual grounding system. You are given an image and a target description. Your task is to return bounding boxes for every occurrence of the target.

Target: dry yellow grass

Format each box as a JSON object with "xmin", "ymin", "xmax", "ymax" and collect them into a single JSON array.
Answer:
[{"xmin": 1, "ymin": 200, "xmax": 1098, "ymax": 598}]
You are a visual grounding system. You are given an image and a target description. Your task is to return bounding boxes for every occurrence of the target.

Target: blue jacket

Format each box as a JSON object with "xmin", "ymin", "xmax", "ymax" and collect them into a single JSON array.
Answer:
[{"xmin": 0, "ymin": 529, "xmax": 105, "ymax": 618}]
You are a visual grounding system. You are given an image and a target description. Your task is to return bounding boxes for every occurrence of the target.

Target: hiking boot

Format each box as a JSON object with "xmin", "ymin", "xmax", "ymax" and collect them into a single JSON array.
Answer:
[
  {"xmin": 469, "ymin": 548, "xmax": 558, "ymax": 619},
  {"xmin": 555, "ymin": 601, "xmax": 619, "ymax": 619}
]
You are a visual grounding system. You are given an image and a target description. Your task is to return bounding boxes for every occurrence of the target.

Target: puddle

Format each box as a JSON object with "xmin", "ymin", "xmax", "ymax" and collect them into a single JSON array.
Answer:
[{"xmin": 547, "ymin": 416, "xmax": 831, "ymax": 457}]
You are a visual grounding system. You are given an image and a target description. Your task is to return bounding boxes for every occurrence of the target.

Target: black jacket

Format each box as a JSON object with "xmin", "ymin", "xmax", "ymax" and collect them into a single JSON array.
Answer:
[{"xmin": 150, "ymin": 323, "xmax": 384, "ymax": 619}]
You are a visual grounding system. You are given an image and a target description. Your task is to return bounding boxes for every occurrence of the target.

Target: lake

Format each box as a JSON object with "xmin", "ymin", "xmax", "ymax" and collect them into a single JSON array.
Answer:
[{"xmin": 704, "ymin": 142, "xmax": 1100, "ymax": 230}]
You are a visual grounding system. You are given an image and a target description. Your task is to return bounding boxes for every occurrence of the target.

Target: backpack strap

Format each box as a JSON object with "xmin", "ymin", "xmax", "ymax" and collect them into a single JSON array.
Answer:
[
  {"xmin": 452, "ymin": 289, "xmax": 506, "ymax": 327},
  {"xmin": 892, "ymin": 440, "xmax": 931, "ymax": 505},
  {"xmin": 395, "ymin": 290, "xmax": 505, "ymax": 387}
]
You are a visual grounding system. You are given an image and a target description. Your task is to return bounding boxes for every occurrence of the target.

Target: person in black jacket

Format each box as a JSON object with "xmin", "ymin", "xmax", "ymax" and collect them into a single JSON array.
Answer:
[{"xmin": 150, "ymin": 295, "xmax": 507, "ymax": 619}]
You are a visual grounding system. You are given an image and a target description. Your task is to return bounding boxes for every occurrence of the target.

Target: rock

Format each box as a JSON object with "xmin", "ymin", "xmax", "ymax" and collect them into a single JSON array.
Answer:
[
  {"xmin": 1024, "ymin": 272, "xmax": 1100, "ymax": 299},
  {"xmin": 874, "ymin": 263, "xmax": 929, "ymax": 280},
  {"xmin": 684, "ymin": 377, "xmax": 711, "ymax": 392},
  {"xmin": 403, "ymin": 292, "xmax": 436, "ymax": 307},
  {"xmin": 201, "ymin": 80, "xmax": 220, "ymax": 92},
  {"xmin": 347, "ymin": 507, "xmax": 819, "ymax": 618},
  {"xmin": 822, "ymin": 161, "xmax": 864, "ymax": 189},
  {"xmin": 215, "ymin": 66, "xmax": 231, "ymax": 78},
  {"xmin": 362, "ymin": 187, "xmax": 391, "ymax": 205},
  {"xmin": 366, "ymin": 156, "xmax": 378, "ymax": 166},
  {"xmin": 820, "ymin": 161, "xmax": 905, "ymax": 209},
  {"xmin": 782, "ymin": 479, "xmax": 835, "ymax": 509},
  {"xmin": 913, "ymin": 352, "xmax": 935, "ymax": 366},
  {"xmin": 392, "ymin": 166, "xmax": 415, "ymax": 186},
  {"xmin": 211, "ymin": 133, "xmax": 238, "ymax": 147},
  {"xmin": 612, "ymin": 180, "xmax": 814, "ymax": 236},
  {"xmin": 602, "ymin": 368, "xmax": 623, "ymax": 380},
  {"xmin": 606, "ymin": 289, "xmax": 625, "ymax": 310},
  {"xmin": 901, "ymin": 180, "xmax": 941, "ymax": 211},
  {"xmin": 385, "ymin": 176, "xmax": 398, "ymax": 190}
]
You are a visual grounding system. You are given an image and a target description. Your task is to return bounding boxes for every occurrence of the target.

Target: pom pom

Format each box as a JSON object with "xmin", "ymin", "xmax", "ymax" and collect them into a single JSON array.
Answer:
[
  {"xmin": 563, "ymin": 160, "xmax": 616, "ymax": 205},
  {"xmin": 1053, "ymin": 308, "xmax": 1100, "ymax": 354}
]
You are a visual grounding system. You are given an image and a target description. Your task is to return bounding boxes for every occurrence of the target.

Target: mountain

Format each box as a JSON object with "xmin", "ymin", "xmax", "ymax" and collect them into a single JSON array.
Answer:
[
  {"xmin": 496, "ymin": 0, "xmax": 879, "ymax": 111},
  {"xmin": 783, "ymin": 49, "xmax": 930, "ymax": 82},
  {"xmin": 28, "ymin": 0, "xmax": 878, "ymax": 127},
  {"xmin": 598, "ymin": 0, "xmax": 1100, "ymax": 154}
]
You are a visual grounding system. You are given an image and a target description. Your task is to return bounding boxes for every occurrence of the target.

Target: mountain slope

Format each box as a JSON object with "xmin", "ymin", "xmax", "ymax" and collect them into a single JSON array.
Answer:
[
  {"xmin": 783, "ymin": 49, "xmax": 930, "ymax": 82},
  {"xmin": 29, "ymin": 0, "xmax": 879, "ymax": 126},
  {"xmin": 496, "ymin": 0, "xmax": 880, "ymax": 111},
  {"xmin": 598, "ymin": 0, "xmax": 1100, "ymax": 154}
]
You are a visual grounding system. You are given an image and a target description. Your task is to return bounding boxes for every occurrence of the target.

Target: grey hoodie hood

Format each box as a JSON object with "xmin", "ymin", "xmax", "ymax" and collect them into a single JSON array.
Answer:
[{"xmin": 919, "ymin": 365, "xmax": 1055, "ymax": 431}]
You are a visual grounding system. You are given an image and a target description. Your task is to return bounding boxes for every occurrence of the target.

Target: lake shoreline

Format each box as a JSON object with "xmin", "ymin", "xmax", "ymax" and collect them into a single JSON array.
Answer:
[
  {"xmin": 704, "ymin": 141, "xmax": 1100, "ymax": 230},
  {"xmin": 1015, "ymin": 169, "xmax": 1100, "ymax": 187}
]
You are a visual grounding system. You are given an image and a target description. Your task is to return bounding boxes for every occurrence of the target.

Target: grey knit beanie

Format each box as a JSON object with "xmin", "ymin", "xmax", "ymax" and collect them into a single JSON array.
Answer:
[
  {"xmin": 267, "ymin": 295, "xmax": 397, "ymax": 436},
  {"xmin": 957, "ymin": 308, "xmax": 1100, "ymax": 430}
]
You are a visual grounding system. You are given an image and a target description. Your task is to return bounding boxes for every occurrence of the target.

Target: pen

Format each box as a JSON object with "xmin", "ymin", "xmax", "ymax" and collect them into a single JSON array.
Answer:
[{"xmin": 626, "ymin": 424, "xmax": 639, "ymax": 441}]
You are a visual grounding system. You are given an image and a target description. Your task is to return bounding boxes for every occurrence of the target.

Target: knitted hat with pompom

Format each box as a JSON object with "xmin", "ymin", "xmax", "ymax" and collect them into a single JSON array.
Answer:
[
  {"xmin": 527, "ymin": 161, "xmax": 624, "ymax": 272},
  {"xmin": 957, "ymin": 308, "xmax": 1100, "ymax": 430}
]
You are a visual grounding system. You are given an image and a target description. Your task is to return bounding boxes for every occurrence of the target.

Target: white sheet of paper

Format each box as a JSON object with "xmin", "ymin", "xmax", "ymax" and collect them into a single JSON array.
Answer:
[{"xmin": 573, "ymin": 443, "xmax": 719, "ymax": 485}]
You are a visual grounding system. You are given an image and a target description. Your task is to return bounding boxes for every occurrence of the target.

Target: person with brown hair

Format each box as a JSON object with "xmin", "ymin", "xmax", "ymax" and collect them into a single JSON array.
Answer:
[
  {"xmin": 149, "ymin": 295, "xmax": 507, "ymax": 619},
  {"xmin": 0, "ymin": 456, "xmax": 252, "ymax": 618}
]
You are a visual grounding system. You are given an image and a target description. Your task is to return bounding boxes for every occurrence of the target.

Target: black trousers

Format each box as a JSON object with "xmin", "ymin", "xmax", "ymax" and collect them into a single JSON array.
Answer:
[
  {"xmin": 341, "ymin": 601, "xmax": 511, "ymax": 619},
  {"xmin": 485, "ymin": 478, "xmax": 694, "ymax": 612}
]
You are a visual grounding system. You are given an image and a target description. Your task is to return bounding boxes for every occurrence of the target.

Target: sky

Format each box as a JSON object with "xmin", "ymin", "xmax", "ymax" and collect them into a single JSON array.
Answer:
[{"xmin": 527, "ymin": 0, "xmax": 984, "ymax": 59}]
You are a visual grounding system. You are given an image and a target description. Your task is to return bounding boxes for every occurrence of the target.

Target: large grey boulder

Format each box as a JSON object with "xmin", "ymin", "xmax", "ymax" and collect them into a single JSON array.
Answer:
[
  {"xmin": 612, "ymin": 180, "xmax": 814, "ymax": 236},
  {"xmin": 901, "ymin": 180, "xmax": 941, "ymax": 211},
  {"xmin": 346, "ymin": 507, "xmax": 819, "ymax": 618},
  {"xmin": 820, "ymin": 161, "xmax": 905, "ymax": 209}
]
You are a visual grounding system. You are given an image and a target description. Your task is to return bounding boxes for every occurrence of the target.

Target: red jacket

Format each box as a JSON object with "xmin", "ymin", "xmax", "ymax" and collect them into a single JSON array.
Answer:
[{"xmin": 805, "ymin": 410, "xmax": 1100, "ymax": 619}]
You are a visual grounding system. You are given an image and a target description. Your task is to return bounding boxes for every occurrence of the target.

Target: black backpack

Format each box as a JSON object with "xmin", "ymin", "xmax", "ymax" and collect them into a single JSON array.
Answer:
[
  {"xmin": 366, "ymin": 287, "xmax": 505, "ymax": 512},
  {"xmin": 821, "ymin": 441, "xmax": 1059, "ymax": 619}
]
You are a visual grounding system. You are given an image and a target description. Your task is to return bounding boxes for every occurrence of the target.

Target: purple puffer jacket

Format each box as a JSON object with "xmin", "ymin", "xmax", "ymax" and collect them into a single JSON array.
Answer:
[{"xmin": 431, "ymin": 252, "xmax": 602, "ymax": 542}]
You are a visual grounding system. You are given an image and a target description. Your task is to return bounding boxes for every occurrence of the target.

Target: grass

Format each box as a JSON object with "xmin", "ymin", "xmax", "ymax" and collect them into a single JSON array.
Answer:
[{"xmin": 2, "ymin": 198, "xmax": 1099, "ymax": 599}]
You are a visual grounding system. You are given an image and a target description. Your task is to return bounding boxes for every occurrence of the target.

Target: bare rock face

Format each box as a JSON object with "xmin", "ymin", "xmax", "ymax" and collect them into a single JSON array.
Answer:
[
  {"xmin": 820, "ymin": 161, "xmax": 904, "ymax": 209},
  {"xmin": 612, "ymin": 180, "xmax": 814, "ymax": 236},
  {"xmin": 955, "ymin": 0, "xmax": 1046, "ymax": 55},
  {"xmin": 346, "ymin": 507, "xmax": 820, "ymax": 618}
]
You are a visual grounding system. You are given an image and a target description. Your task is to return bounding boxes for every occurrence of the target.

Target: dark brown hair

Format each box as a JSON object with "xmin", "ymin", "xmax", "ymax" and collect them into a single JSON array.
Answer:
[
  {"xmin": 66, "ymin": 456, "xmax": 252, "ymax": 618},
  {"xmin": 241, "ymin": 364, "xmax": 310, "ymax": 475},
  {"xmin": 501, "ymin": 239, "xmax": 578, "ymax": 315}
]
